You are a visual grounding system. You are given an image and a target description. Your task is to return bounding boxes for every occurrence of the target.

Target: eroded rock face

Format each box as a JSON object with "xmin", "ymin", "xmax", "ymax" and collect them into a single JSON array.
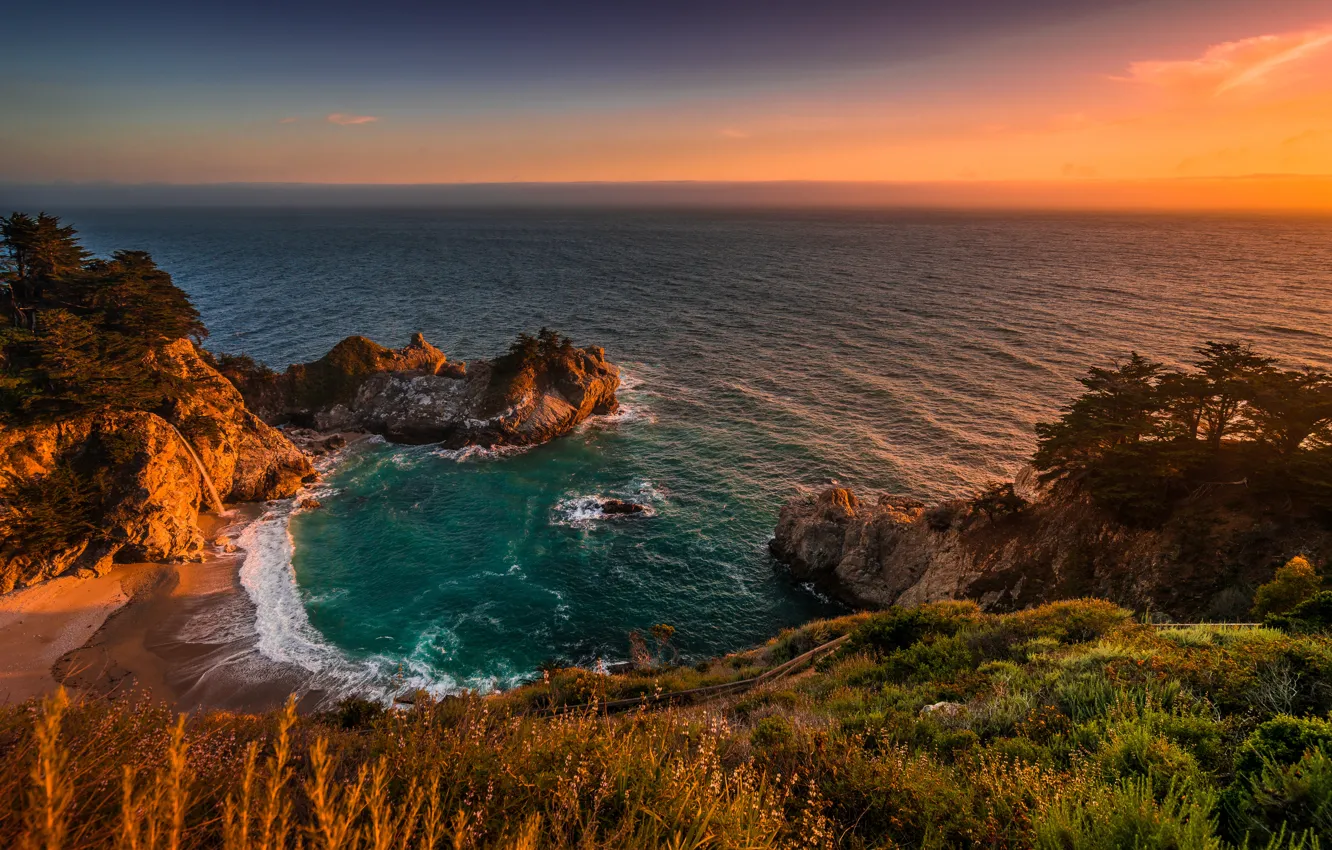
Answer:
[
  {"xmin": 151, "ymin": 339, "xmax": 314, "ymax": 501},
  {"xmin": 0, "ymin": 341, "xmax": 313, "ymax": 592},
  {"xmin": 230, "ymin": 334, "xmax": 620, "ymax": 447},
  {"xmin": 771, "ymin": 472, "xmax": 1332, "ymax": 620}
]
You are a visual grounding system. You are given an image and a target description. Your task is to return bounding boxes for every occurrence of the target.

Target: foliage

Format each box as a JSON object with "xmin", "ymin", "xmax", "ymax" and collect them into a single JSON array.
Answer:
[
  {"xmin": 970, "ymin": 481, "xmax": 1028, "ymax": 524},
  {"xmin": 1267, "ymin": 592, "xmax": 1332, "ymax": 635},
  {"xmin": 1032, "ymin": 342, "xmax": 1332, "ymax": 522},
  {"xmin": 2, "ymin": 212, "xmax": 90, "ymax": 300},
  {"xmin": 1253, "ymin": 556, "xmax": 1324, "ymax": 619},
  {"xmin": 7, "ymin": 600, "xmax": 1331, "ymax": 848},
  {"xmin": 487, "ymin": 327, "xmax": 579, "ymax": 409},
  {"xmin": 0, "ymin": 214, "xmax": 206, "ymax": 422}
]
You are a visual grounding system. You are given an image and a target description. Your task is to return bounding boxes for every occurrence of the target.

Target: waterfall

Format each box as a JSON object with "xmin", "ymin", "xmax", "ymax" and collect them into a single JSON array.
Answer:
[{"xmin": 168, "ymin": 424, "xmax": 226, "ymax": 514}]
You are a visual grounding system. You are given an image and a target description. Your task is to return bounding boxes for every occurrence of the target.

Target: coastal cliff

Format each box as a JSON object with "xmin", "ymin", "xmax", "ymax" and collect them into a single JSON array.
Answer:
[
  {"xmin": 771, "ymin": 470, "xmax": 1332, "ymax": 620},
  {"xmin": 222, "ymin": 329, "xmax": 620, "ymax": 446},
  {"xmin": 2, "ymin": 325, "xmax": 619, "ymax": 592},
  {"xmin": 0, "ymin": 339, "xmax": 313, "ymax": 592}
]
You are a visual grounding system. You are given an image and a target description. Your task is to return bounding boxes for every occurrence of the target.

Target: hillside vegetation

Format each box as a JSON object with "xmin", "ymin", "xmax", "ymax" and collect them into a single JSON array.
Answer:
[
  {"xmin": 1032, "ymin": 344, "xmax": 1332, "ymax": 524},
  {"xmin": 3, "ymin": 598, "xmax": 1330, "ymax": 849}
]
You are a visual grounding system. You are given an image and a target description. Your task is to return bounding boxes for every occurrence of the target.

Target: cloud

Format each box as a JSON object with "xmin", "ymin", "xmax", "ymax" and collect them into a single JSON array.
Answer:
[
  {"xmin": 279, "ymin": 117, "xmax": 299, "ymax": 124},
  {"xmin": 1120, "ymin": 26, "xmax": 1332, "ymax": 96},
  {"xmin": 326, "ymin": 113, "xmax": 380, "ymax": 125}
]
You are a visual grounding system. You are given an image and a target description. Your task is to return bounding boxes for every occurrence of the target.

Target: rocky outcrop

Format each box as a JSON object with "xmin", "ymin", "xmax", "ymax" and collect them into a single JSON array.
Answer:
[
  {"xmin": 771, "ymin": 471, "xmax": 1332, "ymax": 620},
  {"xmin": 0, "ymin": 340, "xmax": 313, "ymax": 593},
  {"xmin": 226, "ymin": 334, "xmax": 620, "ymax": 447},
  {"xmin": 150, "ymin": 340, "xmax": 314, "ymax": 502},
  {"xmin": 231, "ymin": 333, "xmax": 453, "ymax": 421}
]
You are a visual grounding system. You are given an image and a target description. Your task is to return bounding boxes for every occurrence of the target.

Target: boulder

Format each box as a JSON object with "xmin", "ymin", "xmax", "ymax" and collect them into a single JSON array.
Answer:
[
  {"xmin": 920, "ymin": 701, "xmax": 964, "ymax": 719},
  {"xmin": 601, "ymin": 499, "xmax": 647, "ymax": 516}
]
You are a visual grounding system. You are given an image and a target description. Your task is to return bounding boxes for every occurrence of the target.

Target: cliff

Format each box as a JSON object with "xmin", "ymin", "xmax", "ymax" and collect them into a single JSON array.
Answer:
[
  {"xmin": 224, "ymin": 332, "xmax": 620, "ymax": 446},
  {"xmin": 771, "ymin": 470, "xmax": 1332, "ymax": 620},
  {"xmin": 0, "ymin": 340, "xmax": 313, "ymax": 592}
]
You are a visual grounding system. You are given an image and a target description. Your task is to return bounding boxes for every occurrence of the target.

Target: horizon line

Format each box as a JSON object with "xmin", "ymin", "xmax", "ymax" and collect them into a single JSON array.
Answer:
[{"xmin": 4, "ymin": 175, "xmax": 1331, "ymax": 213}]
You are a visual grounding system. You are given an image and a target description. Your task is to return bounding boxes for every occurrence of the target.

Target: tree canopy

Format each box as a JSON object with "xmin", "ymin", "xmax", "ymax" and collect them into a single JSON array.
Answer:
[
  {"xmin": 1033, "ymin": 342, "xmax": 1332, "ymax": 522},
  {"xmin": 1, "ymin": 213, "xmax": 206, "ymax": 421}
]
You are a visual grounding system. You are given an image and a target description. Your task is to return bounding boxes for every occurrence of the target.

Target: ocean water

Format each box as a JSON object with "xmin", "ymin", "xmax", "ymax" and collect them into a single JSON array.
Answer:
[{"xmin": 70, "ymin": 208, "xmax": 1332, "ymax": 697}]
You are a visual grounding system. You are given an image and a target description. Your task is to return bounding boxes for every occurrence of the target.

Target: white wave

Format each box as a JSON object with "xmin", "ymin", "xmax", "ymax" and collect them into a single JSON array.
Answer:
[
  {"xmin": 552, "ymin": 481, "xmax": 665, "ymax": 526},
  {"xmin": 235, "ymin": 497, "xmax": 478, "ymax": 703},
  {"xmin": 429, "ymin": 444, "xmax": 531, "ymax": 462},
  {"xmin": 583, "ymin": 401, "xmax": 656, "ymax": 428}
]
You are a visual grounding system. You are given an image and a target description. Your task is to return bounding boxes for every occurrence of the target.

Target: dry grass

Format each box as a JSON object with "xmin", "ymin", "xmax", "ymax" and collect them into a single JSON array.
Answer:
[{"xmin": 1, "ymin": 601, "xmax": 1329, "ymax": 849}]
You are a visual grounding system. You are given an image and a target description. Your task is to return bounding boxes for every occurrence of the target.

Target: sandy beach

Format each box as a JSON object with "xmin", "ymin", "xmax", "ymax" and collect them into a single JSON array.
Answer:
[
  {"xmin": 0, "ymin": 568, "xmax": 130, "ymax": 704},
  {"xmin": 1, "ymin": 510, "xmax": 322, "ymax": 713}
]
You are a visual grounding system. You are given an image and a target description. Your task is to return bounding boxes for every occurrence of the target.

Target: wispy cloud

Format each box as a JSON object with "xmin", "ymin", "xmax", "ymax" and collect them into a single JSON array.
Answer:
[
  {"xmin": 279, "ymin": 117, "xmax": 299, "ymax": 124},
  {"xmin": 326, "ymin": 113, "xmax": 380, "ymax": 125},
  {"xmin": 1120, "ymin": 26, "xmax": 1332, "ymax": 96}
]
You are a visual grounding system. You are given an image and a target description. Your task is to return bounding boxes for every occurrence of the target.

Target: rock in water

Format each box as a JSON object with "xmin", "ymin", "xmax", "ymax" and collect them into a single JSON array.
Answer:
[
  {"xmin": 223, "ymin": 332, "xmax": 620, "ymax": 447},
  {"xmin": 600, "ymin": 499, "xmax": 647, "ymax": 516}
]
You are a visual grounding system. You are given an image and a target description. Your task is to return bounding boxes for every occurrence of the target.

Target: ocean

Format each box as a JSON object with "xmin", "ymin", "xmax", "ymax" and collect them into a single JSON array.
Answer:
[{"xmin": 69, "ymin": 208, "xmax": 1332, "ymax": 698}]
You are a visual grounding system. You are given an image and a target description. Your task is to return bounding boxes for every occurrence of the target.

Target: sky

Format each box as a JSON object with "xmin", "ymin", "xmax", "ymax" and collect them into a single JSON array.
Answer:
[{"xmin": 3, "ymin": 0, "xmax": 1332, "ymax": 207}]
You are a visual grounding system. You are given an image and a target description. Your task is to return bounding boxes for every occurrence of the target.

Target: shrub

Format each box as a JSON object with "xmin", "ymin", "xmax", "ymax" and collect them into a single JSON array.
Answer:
[
  {"xmin": 1034, "ymin": 778, "xmax": 1222, "ymax": 850},
  {"xmin": 969, "ymin": 481, "xmax": 1028, "ymax": 524},
  {"xmin": 1236, "ymin": 745, "xmax": 1332, "ymax": 843},
  {"xmin": 1268, "ymin": 591, "xmax": 1332, "ymax": 634},
  {"xmin": 1233, "ymin": 717, "xmax": 1332, "ymax": 784},
  {"xmin": 750, "ymin": 715, "xmax": 796, "ymax": 751},
  {"xmin": 327, "ymin": 696, "xmax": 385, "ymax": 729},
  {"xmin": 1011, "ymin": 599, "xmax": 1131, "ymax": 644},
  {"xmin": 1097, "ymin": 719, "xmax": 1199, "ymax": 786},
  {"xmin": 848, "ymin": 607, "xmax": 954, "ymax": 655},
  {"xmin": 1253, "ymin": 556, "xmax": 1323, "ymax": 618}
]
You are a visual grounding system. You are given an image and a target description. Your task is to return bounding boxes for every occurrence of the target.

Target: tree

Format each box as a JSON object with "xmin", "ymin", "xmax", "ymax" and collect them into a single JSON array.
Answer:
[
  {"xmin": 0, "ymin": 212, "xmax": 88, "ymax": 301},
  {"xmin": 1156, "ymin": 370, "xmax": 1211, "ymax": 442},
  {"xmin": 1243, "ymin": 369, "xmax": 1332, "ymax": 457},
  {"xmin": 1193, "ymin": 342, "xmax": 1275, "ymax": 450},
  {"xmin": 82, "ymin": 251, "xmax": 206, "ymax": 344},
  {"xmin": 1033, "ymin": 353, "xmax": 1164, "ymax": 481}
]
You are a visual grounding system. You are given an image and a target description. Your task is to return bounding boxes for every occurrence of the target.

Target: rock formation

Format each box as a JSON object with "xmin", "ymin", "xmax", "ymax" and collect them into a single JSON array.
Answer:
[
  {"xmin": 771, "ymin": 470, "xmax": 1332, "ymax": 620},
  {"xmin": 2, "ymin": 329, "xmax": 618, "ymax": 593},
  {"xmin": 0, "ymin": 340, "xmax": 312, "ymax": 592},
  {"xmin": 225, "ymin": 333, "xmax": 620, "ymax": 446}
]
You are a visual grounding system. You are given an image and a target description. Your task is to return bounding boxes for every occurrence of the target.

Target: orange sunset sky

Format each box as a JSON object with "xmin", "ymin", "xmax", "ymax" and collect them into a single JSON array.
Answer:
[{"xmin": 4, "ymin": 0, "xmax": 1332, "ymax": 209}]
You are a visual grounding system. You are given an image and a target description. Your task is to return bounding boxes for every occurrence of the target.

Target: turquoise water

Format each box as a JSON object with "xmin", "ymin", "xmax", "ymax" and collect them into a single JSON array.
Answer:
[{"xmin": 71, "ymin": 209, "xmax": 1332, "ymax": 696}]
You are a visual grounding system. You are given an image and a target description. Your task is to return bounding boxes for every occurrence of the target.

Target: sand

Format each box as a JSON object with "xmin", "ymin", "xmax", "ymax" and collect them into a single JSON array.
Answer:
[
  {"xmin": 0, "ymin": 569, "xmax": 130, "ymax": 704},
  {"xmin": 1, "ymin": 509, "xmax": 324, "ymax": 714}
]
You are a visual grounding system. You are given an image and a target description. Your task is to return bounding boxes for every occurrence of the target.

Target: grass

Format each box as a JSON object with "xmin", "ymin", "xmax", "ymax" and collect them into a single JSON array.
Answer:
[{"xmin": 1, "ymin": 599, "xmax": 1330, "ymax": 849}]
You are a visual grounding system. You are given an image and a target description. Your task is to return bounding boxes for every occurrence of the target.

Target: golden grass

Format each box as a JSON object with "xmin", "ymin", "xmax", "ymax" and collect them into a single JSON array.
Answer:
[{"xmin": 1, "ymin": 601, "xmax": 1328, "ymax": 849}]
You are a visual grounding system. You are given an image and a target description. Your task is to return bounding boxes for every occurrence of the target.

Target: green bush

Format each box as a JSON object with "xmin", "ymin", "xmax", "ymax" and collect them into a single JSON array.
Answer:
[
  {"xmin": 1234, "ymin": 717, "xmax": 1332, "ymax": 782},
  {"xmin": 1034, "ymin": 778, "xmax": 1222, "ymax": 850},
  {"xmin": 1268, "ymin": 591, "xmax": 1332, "ymax": 634},
  {"xmin": 1253, "ymin": 556, "xmax": 1324, "ymax": 618},
  {"xmin": 1238, "ymin": 745, "xmax": 1332, "ymax": 843},
  {"xmin": 1097, "ymin": 719, "xmax": 1200, "ymax": 785}
]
